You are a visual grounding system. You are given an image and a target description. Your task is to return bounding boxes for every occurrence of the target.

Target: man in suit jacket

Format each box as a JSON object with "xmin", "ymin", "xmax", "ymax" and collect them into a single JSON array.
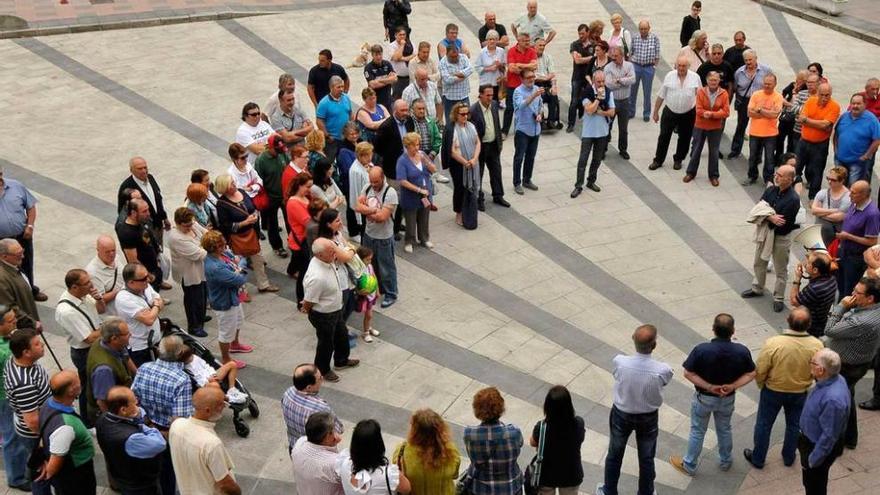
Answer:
[
  {"xmin": 470, "ymin": 85, "xmax": 510, "ymax": 209},
  {"xmin": 0, "ymin": 239, "xmax": 39, "ymax": 329},
  {"xmin": 116, "ymin": 157, "xmax": 169, "ymax": 243},
  {"xmin": 374, "ymin": 100, "xmax": 415, "ymax": 235}
]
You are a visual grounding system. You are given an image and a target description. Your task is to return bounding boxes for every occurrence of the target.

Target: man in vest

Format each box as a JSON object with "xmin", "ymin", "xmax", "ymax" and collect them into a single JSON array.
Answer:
[
  {"xmin": 85, "ymin": 317, "xmax": 135, "ymax": 426},
  {"xmin": 95, "ymin": 386, "xmax": 166, "ymax": 495}
]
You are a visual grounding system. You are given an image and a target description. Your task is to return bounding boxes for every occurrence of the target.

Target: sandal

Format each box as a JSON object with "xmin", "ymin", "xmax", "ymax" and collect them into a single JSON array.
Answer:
[{"xmin": 362, "ymin": 333, "xmax": 374, "ymax": 343}]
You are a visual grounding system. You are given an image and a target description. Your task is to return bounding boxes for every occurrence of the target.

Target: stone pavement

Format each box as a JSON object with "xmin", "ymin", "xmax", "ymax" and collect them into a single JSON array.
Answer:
[
  {"xmin": 753, "ymin": 0, "xmax": 880, "ymax": 45},
  {"xmin": 0, "ymin": 0, "xmax": 879, "ymax": 494}
]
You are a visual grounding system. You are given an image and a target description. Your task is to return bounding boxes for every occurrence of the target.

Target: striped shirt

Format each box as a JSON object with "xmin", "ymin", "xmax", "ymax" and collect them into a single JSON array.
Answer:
[
  {"xmin": 281, "ymin": 387, "xmax": 343, "ymax": 448},
  {"xmin": 825, "ymin": 303, "xmax": 880, "ymax": 365},
  {"xmin": 629, "ymin": 32, "xmax": 660, "ymax": 66},
  {"xmin": 4, "ymin": 359, "xmax": 50, "ymax": 438},
  {"xmin": 796, "ymin": 275, "xmax": 838, "ymax": 337},
  {"xmin": 131, "ymin": 359, "xmax": 193, "ymax": 429},
  {"xmin": 612, "ymin": 353, "xmax": 673, "ymax": 414}
]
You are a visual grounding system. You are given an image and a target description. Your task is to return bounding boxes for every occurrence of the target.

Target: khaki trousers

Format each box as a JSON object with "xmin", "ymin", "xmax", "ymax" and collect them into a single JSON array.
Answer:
[{"xmin": 752, "ymin": 233, "xmax": 792, "ymax": 301}]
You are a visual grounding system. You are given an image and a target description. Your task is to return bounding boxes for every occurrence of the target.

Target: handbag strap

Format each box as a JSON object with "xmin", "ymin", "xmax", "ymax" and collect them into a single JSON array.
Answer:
[
  {"xmin": 57, "ymin": 299, "xmax": 96, "ymax": 330},
  {"xmin": 219, "ymin": 195, "xmax": 251, "ymax": 217},
  {"xmin": 384, "ymin": 464, "xmax": 392, "ymax": 495},
  {"xmin": 534, "ymin": 420, "xmax": 547, "ymax": 481}
]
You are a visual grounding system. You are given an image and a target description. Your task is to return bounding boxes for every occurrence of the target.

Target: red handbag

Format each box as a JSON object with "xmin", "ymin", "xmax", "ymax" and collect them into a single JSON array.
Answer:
[{"xmin": 248, "ymin": 181, "xmax": 269, "ymax": 211}]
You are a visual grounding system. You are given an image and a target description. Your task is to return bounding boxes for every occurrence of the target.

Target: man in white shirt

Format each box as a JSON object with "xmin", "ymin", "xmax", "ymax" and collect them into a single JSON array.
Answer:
[
  {"xmin": 401, "ymin": 68, "xmax": 443, "ymax": 124},
  {"xmin": 85, "ymin": 235, "xmax": 124, "ymax": 316},
  {"xmin": 114, "ymin": 262, "xmax": 164, "ymax": 367},
  {"xmin": 55, "ymin": 268, "xmax": 105, "ymax": 423},
  {"xmin": 649, "ymin": 56, "xmax": 701, "ymax": 171},
  {"xmin": 234, "ymin": 102, "xmax": 274, "ymax": 165},
  {"xmin": 290, "ymin": 411, "xmax": 344, "ymax": 495},
  {"xmin": 301, "ymin": 239, "xmax": 359, "ymax": 383}
]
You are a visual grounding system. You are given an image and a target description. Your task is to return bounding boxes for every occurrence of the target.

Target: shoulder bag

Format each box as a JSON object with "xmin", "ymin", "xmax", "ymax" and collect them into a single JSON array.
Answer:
[
  {"xmin": 247, "ymin": 179, "xmax": 269, "ymax": 211},
  {"xmin": 523, "ymin": 420, "xmax": 547, "ymax": 495},
  {"xmin": 220, "ymin": 198, "xmax": 260, "ymax": 257}
]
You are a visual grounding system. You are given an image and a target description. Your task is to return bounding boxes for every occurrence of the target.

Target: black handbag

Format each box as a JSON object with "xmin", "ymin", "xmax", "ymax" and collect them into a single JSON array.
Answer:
[
  {"xmin": 523, "ymin": 420, "xmax": 547, "ymax": 495},
  {"xmin": 461, "ymin": 186, "xmax": 479, "ymax": 230}
]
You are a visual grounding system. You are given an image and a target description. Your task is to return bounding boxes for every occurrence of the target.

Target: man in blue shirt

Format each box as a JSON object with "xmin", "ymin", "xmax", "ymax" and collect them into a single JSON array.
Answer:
[
  {"xmin": 512, "ymin": 69, "xmax": 543, "ymax": 195},
  {"xmin": 315, "ymin": 76, "xmax": 354, "ymax": 159},
  {"xmin": 572, "ymin": 71, "xmax": 615, "ymax": 198},
  {"xmin": 834, "ymin": 93, "xmax": 880, "ymax": 184},
  {"xmin": 0, "ymin": 169, "xmax": 46, "ymax": 302},
  {"xmin": 799, "ymin": 348, "xmax": 850, "ymax": 495}
]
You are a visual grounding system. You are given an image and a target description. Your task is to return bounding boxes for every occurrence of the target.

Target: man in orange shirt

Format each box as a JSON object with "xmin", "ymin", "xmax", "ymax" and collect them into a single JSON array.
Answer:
[
  {"xmin": 746, "ymin": 74, "xmax": 783, "ymax": 186},
  {"xmin": 797, "ymin": 83, "xmax": 840, "ymax": 199}
]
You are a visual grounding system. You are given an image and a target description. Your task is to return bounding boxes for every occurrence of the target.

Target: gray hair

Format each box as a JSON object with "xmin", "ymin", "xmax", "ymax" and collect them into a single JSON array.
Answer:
[
  {"xmin": 157, "ymin": 335, "xmax": 185, "ymax": 362},
  {"xmin": 485, "ymin": 29, "xmax": 499, "ymax": 40},
  {"xmin": 743, "ymin": 48, "xmax": 756, "ymax": 60},
  {"xmin": 329, "ymin": 75, "xmax": 344, "ymax": 87},
  {"xmin": 100, "ymin": 317, "xmax": 126, "ymax": 343},
  {"xmin": 0, "ymin": 239, "xmax": 21, "ymax": 256},
  {"xmin": 814, "ymin": 348, "xmax": 841, "ymax": 377},
  {"xmin": 711, "ymin": 43, "xmax": 723, "ymax": 52},
  {"xmin": 305, "ymin": 411, "xmax": 336, "ymax": 444}
]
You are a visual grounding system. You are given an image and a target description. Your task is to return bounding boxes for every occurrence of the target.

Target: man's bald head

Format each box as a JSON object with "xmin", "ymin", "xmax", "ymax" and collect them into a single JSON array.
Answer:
[
  {"xmin": 50, "ymin": 370, "xmax": 80, "ymax": 399},
  {"xmin": 96, "ymin": 234, "xmax": 117, "ymax": 265},
  {"xmin": 852, "ymin": 180, "xmax": 870, "ymax": 195},
  {"xmin": 633, "ymin": 324, "xmax": 658, "ymax": 354},
  {"xmin": 675, "ymin": 56, "xmax": 690, "ymax": 73},
  {"xmin": 192, "ymin": 386, "xmax": 226, "ymax": 421},
  {"xmin": 129, "ymin": 156, "xmax": 148, "ymax": 181},
  {"xmin": 777, "ymin": 164, "xmax": 795, "ymax": 180},
  {"xmin": 788, "ymin": 307, "xmax": 812, "ymax": 333},
  {"xmin": 105, "ymin": 386, "xmax": 137, "ymax": 415},
  {"xmin": 96, "ymin": 235, "xmax": 115, "ymax": 250},
  {"xmin": 368, "ymin": 166, "xmax": 386, "ymax": 191},
  {"xmin": 312, "ymin": 238, "xmax": 335, "ymax": 263}
]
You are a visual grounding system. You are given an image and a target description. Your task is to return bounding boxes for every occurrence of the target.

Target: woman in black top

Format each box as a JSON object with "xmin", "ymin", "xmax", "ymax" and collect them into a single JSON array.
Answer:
[{"xmin": 530, "ymin": 385, "xmax": 585, "ymax": 494}]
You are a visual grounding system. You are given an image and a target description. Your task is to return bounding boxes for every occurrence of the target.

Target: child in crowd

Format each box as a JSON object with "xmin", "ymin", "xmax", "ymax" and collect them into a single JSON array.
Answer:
[
  {"xmin": 356, "ymin": 246, "xmax": 380, "ymax": 343},
  {"xmin": 181, "ymin": 345, "xmax": 248, "ymax": 404}
]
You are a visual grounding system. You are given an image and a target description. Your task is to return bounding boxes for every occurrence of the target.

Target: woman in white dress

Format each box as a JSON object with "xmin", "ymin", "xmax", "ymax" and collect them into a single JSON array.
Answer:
[{"xmin": 336, "ymin": 420, "xmax": 412, "ymax": 495}]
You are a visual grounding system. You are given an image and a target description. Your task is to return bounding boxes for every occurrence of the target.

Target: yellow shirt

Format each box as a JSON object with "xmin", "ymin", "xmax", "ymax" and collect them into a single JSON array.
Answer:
[
  {"xmin": 169, "ymin": 417, "xmax": 235, "ymax": 495},
  {"xmin": 755, "ymin": 330, "xmax": 824, "ymax": 393},
  {"xmin": 480, "ymin": 102, "xmax": 496, "ymax": 143}
]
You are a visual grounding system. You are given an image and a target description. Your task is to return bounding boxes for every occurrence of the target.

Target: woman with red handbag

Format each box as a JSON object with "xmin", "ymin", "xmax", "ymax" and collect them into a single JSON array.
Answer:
[{"xmin": 227, "ymin": 143, "xmax": 267, "ymax": 241}]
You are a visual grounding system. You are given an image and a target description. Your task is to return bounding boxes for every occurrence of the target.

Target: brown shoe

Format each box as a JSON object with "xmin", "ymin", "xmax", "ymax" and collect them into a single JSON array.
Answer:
[
  {"xmin": 710, "ymin": 178, "xmax": 720, "ymax": 187},
  {"xmin": 323, "ymin": 371, "xmax": 340, "ymax": 382},
  {"xmin": 335, "ymin": 359, "xmax": 361, "ymax": 370},
  {"xmin": 258, "ymin": 285, "xmax": 280, "ymax": 293},
  {"xmin": 33, "ymin": 291, "xmax": 48, "ymax": 302},
  {"xmin": 682, "ymin": 174, "xmax": 694, "ymax": 183}
]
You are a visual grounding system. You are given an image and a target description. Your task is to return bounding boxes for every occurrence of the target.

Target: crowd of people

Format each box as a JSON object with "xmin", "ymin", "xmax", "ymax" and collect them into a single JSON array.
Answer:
[{"xmin": 0, "ymin": 0, "xmax": 879, "ymax": 494}]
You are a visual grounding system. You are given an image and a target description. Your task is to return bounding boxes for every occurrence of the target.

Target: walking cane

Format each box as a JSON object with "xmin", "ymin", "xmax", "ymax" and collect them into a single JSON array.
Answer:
[{"xmin": 15, "ymin": 310, "xmax": 63, "ymax": 370}]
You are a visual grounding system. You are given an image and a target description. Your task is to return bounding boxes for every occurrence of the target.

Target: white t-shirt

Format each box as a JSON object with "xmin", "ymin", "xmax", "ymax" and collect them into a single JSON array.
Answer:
[
  {"xmin": 234, "ymin": 120, "xmax": 274, "ymax": 165},
  {"xmin": 335, "ymin": 452, "xmax": 400, "ymax": 495},
  {"xmin": 55, "ymin": 291, "xmax": 100, "ymax": 349},
  {"xmin": 227, "ymin": 163, "xmax": 263, "ymax": 198},
  {"xmin": 185, "ymin": 355, "xmax": 216, "ymax": 388},
  {"xmin": 115, "ymin": 287, "xmax": 161, "ymax": 352}
]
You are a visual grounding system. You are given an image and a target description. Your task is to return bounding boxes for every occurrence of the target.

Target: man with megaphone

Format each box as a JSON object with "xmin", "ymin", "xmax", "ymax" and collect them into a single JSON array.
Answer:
[{"xmin": 788, "ymin": 251, "xmax": 837, "ymax": 338}]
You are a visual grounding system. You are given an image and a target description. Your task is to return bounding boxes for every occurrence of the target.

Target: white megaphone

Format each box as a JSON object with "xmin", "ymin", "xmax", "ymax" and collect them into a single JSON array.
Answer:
[{"xmin": 793, "ymin": 224, "xmax": 827, "ymax": 253}]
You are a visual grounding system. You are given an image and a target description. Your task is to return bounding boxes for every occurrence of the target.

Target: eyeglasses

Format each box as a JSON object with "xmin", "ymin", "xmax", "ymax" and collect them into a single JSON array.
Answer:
[
  {"xmin": 826, "ymin": 176, "xmax": 839, "ymax": 182},
  {"xmin": 246, "ymin": 112, "xmax": 260, "ymax": 117},
  {"xmin": 458, "ymin": 112, "xmax": 469, "ymax": 116},
  {"xmin": 236, "ymin": 155, "xmax": 247, "ymax": 161},
  {"xmin": 132, "ymin": 276, "xmax": 150, "ymax": 283}
]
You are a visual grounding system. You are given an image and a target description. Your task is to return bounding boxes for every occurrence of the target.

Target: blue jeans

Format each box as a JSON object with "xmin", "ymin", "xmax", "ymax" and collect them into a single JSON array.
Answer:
[
  {"xmin": 686, "ymin": 127, "xmax": 723, "ymax": 178},
  {"xmin": 751, "ymin": 387, "xmax": 807, "ymax": 467},
  {"xmin": 512, "ymin": 131, "xmax": 540, "ymax": 187},
  {"xmin": 442, "ymin": 96, "xmax": 469, "ymax": 123},
  {"xmin": 683, "ymin": 392, "xmax": 735, "ymax": 473},
  {"xmin": 841, "ymin": 159, "xmax": 872, "ymax": 185},
  {"xmin": 603, "ymin": 406, "xmax": 658, "ymax": 495},
  {"xmin": 2, "ymin": 423, "xmax": 51, "ymax": 494},
  {"xmin": 629, "ymin": 63, "xmax": 655, "ymax": 119},
  {"xmin": 361, "ymin": 233, "xmax": 397, "ymax": 300}
]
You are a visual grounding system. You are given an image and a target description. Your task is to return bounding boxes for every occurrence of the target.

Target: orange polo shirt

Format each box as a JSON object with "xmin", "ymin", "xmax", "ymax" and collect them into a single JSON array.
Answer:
[
  {"xmin": 747, "ymin": 90, "xmax": 784, "ymax": 137},
  {"xmin": 800, "ymin": 96, "xmax": 841, "ymax": 143}
]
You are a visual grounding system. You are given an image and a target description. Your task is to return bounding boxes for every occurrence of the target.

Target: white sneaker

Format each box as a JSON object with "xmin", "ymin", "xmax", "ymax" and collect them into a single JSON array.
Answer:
[
  {"xmin": 433, "ymin": 172, "xmax": 450, "ymax": 184},
  {"xmin": 368, "ymin": 328, "xmax": 380, "ymax": 336},
  {"xmin": 351, "ymin": 234, "xmax": 361, "ymax": 244},
  {"xmin": 404, "ymin": 244, "xmax": 414, "ymax": 253},
  {"xmin": 423, "ymin": 241, "xmax": 434, "ymax": 249},
  {"xmin": 362, "ymin": 333, "xmax": 374, "ymax": 343},
  {"xmin": 226, "ymin": 387, "xmax": 248, "ymax": 404}
]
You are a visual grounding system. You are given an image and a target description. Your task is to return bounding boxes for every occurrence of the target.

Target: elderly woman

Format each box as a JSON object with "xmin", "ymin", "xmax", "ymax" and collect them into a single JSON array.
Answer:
[
  {"xmin": 167, "ymin": 207, "xmax": 209, "ymax": 337},
  {"xmin": 442, "ymin": 103, "xmax": 480, "ymax": 227},
  {"xmin": 201, "ymin": 229, "xmax": 250, "ymax": 368},
  {"xmin": 311, "ymin": 158, "xmax": 346, "ymax": 213},
  {"xmin": 811, "ymin": 166, "xmax": 851, "ymax": 245},
  {"xmin": 186, "ymin": 183, "xmax": 216, "ymax": 230},
  {"xmin": 336, "ymin": 420, "xmax": 412, "ymax": 495},
  {"xmin": 679, "ymin": 30, "xmax": 709, "ymax": 70},
  {"xmin": 284, "ymin": 172, "xmax": 314, "ymax": 306},
  {"xmin": 356, "ymin": 88, "xmax": 389, "ymax": 143},
  {"xmin": 462, "ymin": 387, "xmax": 523, "ymax": 494},
  {"xmin": 529, "ymin": 386, "xmax": 585, "ymax": 495},
  {"xmin": 392, "ymin": 409, "xmax": 460, "ymax": 495},
  {"xmin": 608, "ymin": 13, "xmax": 632, "ymax": 59},
  {"xmin": 475, "ymin": 30, "xmax": 506, "ymax": 100},
  {"xmin": 397, "ymin": 132, "xmax": 437, "ymax": 252},
  {"xmin": 214, "ymin": 173, "xmax": 279, "ymax": 294}
]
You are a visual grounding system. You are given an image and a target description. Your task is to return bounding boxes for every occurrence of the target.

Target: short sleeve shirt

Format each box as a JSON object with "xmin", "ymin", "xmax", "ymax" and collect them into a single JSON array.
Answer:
[
  {"xmin": 478, "ymin": 24, "xmax": 507, "ymax": 45},
  {"xmin": 185, "ymin": 355, "xmax": 216, "ymax": 388},
  {"xmin": 506, "ymin": 45, "xmax": 537, "ymax": 88},
  {"xmin": 0, "ymin": 178, "xmax": 37, "ymax": 238},
  {"xmin": 747, "ymin": 91, "xmax": 784, "ymax": 137},
  {"xmin": 840, "ymin": 201, "xmax": 880, "ymax": 256},
  {"xmin": 303, "ymin": 258, "xmax": 343, "ymax": 313},
  {"xmin": 308, "ymin": 63, "xmax": 349, "ymax": 105},
  {"xmin": 569, "ymin": 40, "xmax": 594, "ymax": 82},
  {"xmin": 315, "ymin": 94, "xmax": 353, "ymax": 140},
  {"xmin": 800, "ymin": 96, "xmax": 841, "ymax": 143},
  {"xmin": 234, "ymin": 120, "xmax": 274, "ymax": 165},
  {"xmin": 682, "ymin": 338, "xmax": 756, "ymax": 394},
  {"xmin": 697, "ymin": 60, "xmax": 735, "ymax": 88},
  {"xmin": 363, "ymin": 184, "xmax": 398, "ymax": 240},
  {"xmin": 55, "ymin": 291, "xmax": 100, "ymax": 349},
  {"xmin": 835, "ymin": 111, "xmax": 880, "ymax": 163},
  {"xmin": 513, "ymin": 13, "xmax": 552, "ymax": 41},
  {"xmin": 116, "ymin": 221, "xmax": 159, "ymax": 273},
  {"xmin": 364, "ymin": 60, "xmax": 396, "ymax": 104},
  {"xmin": 4, "ymin": 360, "xmax": 50, "ymax": 437},
  {"xmin": 115, "ymin": 287, "xmax": 160, "ymax": 352},
  {"xmin": 169, "ymin": 417, "xmax": 235, "ymax": 493}
]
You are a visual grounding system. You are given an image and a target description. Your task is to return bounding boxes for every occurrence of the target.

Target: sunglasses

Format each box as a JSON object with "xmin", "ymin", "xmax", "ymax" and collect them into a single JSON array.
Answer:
[
  {"xmin": 132, "ymin": 276, "xmax": 150, "ymax": 282},
  {"xmin": 246, "ymin": 112, "xmax": 260, "ymax": 117},
  {"xmin": 458, "ymin": 112, "xmax": 469, "ymax": 116},
  {"xmin": 236, "ymin": 155, "xmax": 247, "ymax": 161}
]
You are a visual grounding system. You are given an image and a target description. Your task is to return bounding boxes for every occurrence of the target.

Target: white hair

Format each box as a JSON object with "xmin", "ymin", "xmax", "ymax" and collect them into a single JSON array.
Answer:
[{"xmin": 814, "ymin": 348, "xmax": 841, "ymax": 377}]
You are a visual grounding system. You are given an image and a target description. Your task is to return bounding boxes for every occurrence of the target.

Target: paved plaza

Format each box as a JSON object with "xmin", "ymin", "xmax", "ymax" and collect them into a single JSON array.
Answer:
[{"xmin": 1, "ymin": 0, "xmax": 879, "ymax": 493}]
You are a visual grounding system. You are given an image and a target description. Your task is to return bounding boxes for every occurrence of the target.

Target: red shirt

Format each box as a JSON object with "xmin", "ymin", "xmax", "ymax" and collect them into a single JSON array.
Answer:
[
  {"xmin": 280, "ymin": 164, "xmax": 304, "ymax": 203},
  {"xmin": 506, "ymin": 45, "xmax": 537, "ymax": 89},
  {"xmin": 285, "ymin": 197, "xmax": 310, "ymax": 251},
  {"xmin": 862, "ymin": 91, "xmax": 880, "ymax": 119}
]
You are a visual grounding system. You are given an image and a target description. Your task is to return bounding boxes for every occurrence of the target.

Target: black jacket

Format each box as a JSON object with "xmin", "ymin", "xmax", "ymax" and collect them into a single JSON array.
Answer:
[
  {"xmin": 469, "ymin": 101, "xmax": 503, "ymax": 151},
  {"xmin": 117, "ymin": 174, "xmax": 167, "ymax": 229},
  {"xmin": 383, "ymin": 0, "xmax": 411, "ymax": 32},
  {"xmin": 374, "ymin": 116, "xmax": 415, "ymax": 180}
]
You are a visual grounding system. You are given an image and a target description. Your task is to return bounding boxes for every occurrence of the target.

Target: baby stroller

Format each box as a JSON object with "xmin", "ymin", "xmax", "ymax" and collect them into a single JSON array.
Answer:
[{"xmin": 153, "ymin": 319, "xmax": 260, "ymax": 437}]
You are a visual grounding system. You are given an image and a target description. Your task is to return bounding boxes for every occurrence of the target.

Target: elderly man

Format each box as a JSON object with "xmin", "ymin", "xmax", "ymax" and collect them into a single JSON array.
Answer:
[
  {"xmin": 301, "ymin": 238, "xmax": 360, "ymax": 383},
  {"xmin": 745, "ymin": 74, "xmax": 784, "ymax": 186},
  {"xmin": 604, "ymin": 46, "xmax": 635, "ymax": 159},
  {"xmin": 0, "ymin": 168, "xmax": 46, "ymax": 301},
  {"xmin": 402, "ymin": 67, "xmax": 443, "ymax": 125},
  {"xmin": 0, "ymin": 239, "xmax": 40, "ymax": 329},
  {"xmin": 36, "ymin": 370, "xmax": 96, "ymax": 494},
  {"xmin": 628, "ymin": 20, "xmax": 661, "ymax": 122},
  {"xmin": 356, "ymin": 166, "xmax": 400, "ymax": 311},
  {"xmin": 799, "ymin": 349, "xmax": 851, "ymax": 495},
  {"xmin": 281, "ymin": 363, "xmax": 344, "ymax": 451},
  {"xmin": 834, "ymin": 93, "xmax": 880, "ymax": 184},
  {"xmin": 117, "ymin": 157, "xmax": 170, "ymax": 251},
  {"xmin": 307, "ymin": 50, "xmax": 350, "ymax": 107},
  {"xmin": 836, "ymin": 181, "xmax": 880, "ymax": 298},
  {"xmin": 374, "ymin": 100, "xmax": 413, "ymax": 237},
  {"xmin": 824, "ymin": 277, "xmax": 880, "ymax": 450},
  {"xmin": 744, "ymin": 307, "xmax": 823, "ymax": 469},
  {"xmin": 729, "ymin": 49, "xmax": 773, "ymax": 159},
  {"xmin": 169, "ymin": 386, "xmax": 240, "ymax": 495},
  {"xmin": 534, "ymin": 38, "xmax": 561, "ymax": 130},
  {"xmin": 742, "ymin": 165, "xmax": 800, "ymax": 312},
  {"xmin": 572, "ymin": 71, "xmax": 615, "ymax": 198},
  {"xmin": 511, "ymin": 0, "xmax": 555, "ymax": 44},
  {"xmin": 55, "ymin": 268, "xmax": 105, "ymax": 423},
  {"xmin": 697, "ymin": 44, "xmax": 735, "ymax": 95},
  {"xmin": 504, "ymin": 32, "xmax": 538, "ymax": 135},
  {"xmin": 723, "ymin": 31, "xmax": 750, "ymax": 72},
  {"xmin": 438, "ymin": 44, "xmax": 473, "ymax": 122},
  {"xmin": 290, "ymin": 412, "xmax": 344, "ymax": 495},
  {"xmin": 95, "ymin": 386, "xmax": 166, "ymax": 495},
  {"xmin": 117, "ymin": 198, "xmax": 163, "ymax": 291},
  {"xmin": 85, "ymin": 317, "xmax": 135, "ymax": 426},
  {"xmin": 670, "ymin": 314, "xmax": 755, "ymax": 476},
  {"xmin": 255, "ymin": 134, "xmax": 292, "ymax": 259},
  {"xmin": 270, "ymin": 88, "xmax": 312, "ymax": 149},
  {"xmin": 132, "ymin": 334, "xmax": 193, "ymax": 495},
  {"xmin": 685, "ymin": 71, "xmax": 730, "ymax": 185},
  {"xmin": 649, "ymin": 56, "xmax": 701, "ymax": 171},
  {"xmin": 797, "ymin": 83, "xmax": 841, "ymax": 197},
  {"xmin": 789, "ymin": 251, "xmax": 837, "ymax": 337},
  {"xmin": 597, "ymin": 325, "xmax": 673, "ymax": 495},
  {"xmin": 316, "ymin": 75, "xmax": 355, "ymax": 156},
  {"xmin": 115, "ymin": 262, "xmax": 164, "ymax": 367},
  {"xmin": 4, "ymin": 329, "xmax": 51, "ymax": 493},
  {"xmin": 512, "ymin": 68, "xmax": 544, "ymax": 195},
  {"xmin": 364, "ymin": 44, "xmax": 398, "ymax": 111},
  {"xmin": 567, "ymin": 24, "xmax": 595, "ymax": 133},
  {"xmin": 470, "ymin": 85, "xmax": 509, "ymax": 209},
  {"xmin": 479, "ymin": 11, "xmax": 509, "ymax": 48},
  {"xmin": 85, "ymin": 235, "xmax": 124, "ymax": 316}
]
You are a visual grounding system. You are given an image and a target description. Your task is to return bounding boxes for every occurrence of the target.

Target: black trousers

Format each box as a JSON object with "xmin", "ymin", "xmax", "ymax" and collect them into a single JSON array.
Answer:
[
  {"xmin": 261, "ymin": 197, "xmax": 288, "ymax": 251},
  {"xmin": 536, "ymin": 81, "xmax": 560, "ymax": 123},
  {"xmin": 798, "ymin": 139, "xmax": 830, "ymax": 200},
  {"xmin": 159, "ymin": 445, "xmax": 175, "ymax": 495},
  {"xmin": 50, "ymin": 459, "xmax": 96, "ymax": 495},
  {"xmin": 568, "ymin": 78, "xmax": 587, "ymax": 127},
  {"xmin": 653, "ymin": 107, "xmax": 695, "ymax": 165},
  {"xmin": 478, "ymin": 141, "xmax": 504, "ymax": 200},
  {"xmin": 70, "ymin": 347, "xmax": 91, "ymax": 425},
  {"xmin": 393, "ymin": 76, "xmax": 410, "ymax": 101},
  {"xmin": 608, "ymin": 98, "xmax": 630, "ymax": 152},
  {"xmin": 308, "ymin": 309, "xmax": 351, "ymax": 374},
  {"xmin": 502, "ymin": 87, "xmax": 515, "ymax": 134},
  {"xmin": 287, "ymin": 247, "xmax": 311, "ymax": 306},
  {"xmin": 730, "ymin": 96, "xmax": 751, "ymax": 156},
  {"xmin": 798, "ymin": 433, "xmax": 843, "ymax": 495},
  {"xmin": 130, "ymin": 349, "xmax": 154, "ymax": 368},
  {"xmin": 181, "ymin": 281, "xmax": 207, "ymax": 331},
  {"xmin": 574, "ymin": 136, "xmax": 608, "ymax": 187},
  {"xmin": 840, "ymin": 361, "xmax": 871, "ymax": 446}
]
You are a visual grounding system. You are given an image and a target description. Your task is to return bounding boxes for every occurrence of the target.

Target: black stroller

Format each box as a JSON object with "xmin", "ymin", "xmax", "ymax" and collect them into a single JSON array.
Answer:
[{"xmin": 152, "ymin": 318, "xmax": 260, "ymax": 437}]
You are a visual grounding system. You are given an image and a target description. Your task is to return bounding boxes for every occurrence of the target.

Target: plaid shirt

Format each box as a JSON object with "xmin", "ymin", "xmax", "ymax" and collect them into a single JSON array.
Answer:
[
  {"xmin": 463, "ymin": 421, "xmax": 523, "ymax": 495},
  {"xmin": 630, "ymin": 32, "xmax": 660, "ymax": 66},
  {"xmin": 413, "ymin": 119, "xmax": 432, "ymax": 153},
  {"xmin": 439, "ymin": 56, "xmax": 473, "ymax": 101},
  {"xmin": 281, "ymin": 387, "xmax": 343, "ymax": 448},
  {"xmin": 131, "ymin": 359, "xmax": 193, "ymax": 429}
]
